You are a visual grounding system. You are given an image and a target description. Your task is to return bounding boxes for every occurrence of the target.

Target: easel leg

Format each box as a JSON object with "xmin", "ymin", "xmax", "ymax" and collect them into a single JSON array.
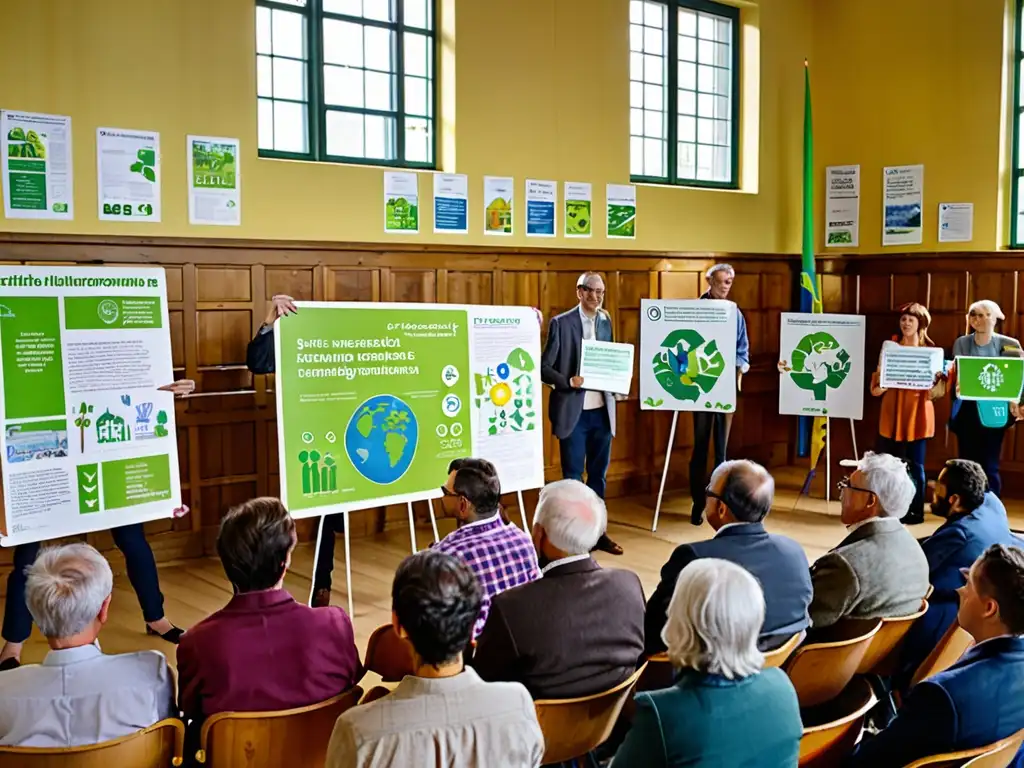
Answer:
[
  {"xmin": 307, "ymin": 515, "xmax": 326, "ymax": 608},
  {"xmin": 344, "ymin": 514, "xmax": 354, "ymax": 623},
  {"xmin": 849, "ymin": 417, "xmax": 859, "ymax": 460},
  {"xmin": 653, "ymin": 412, "xmax": 679, "ymax": 533},
  {"xmin": 427, "ymin": 498, "xmax": 439, "ymax": 543},
  {"xmin": 517, "ymin": 489, "xmax": 529, "ymax": 531},
  {"xmin": 825, "ymin": 418, "xmax": 832, "ymax": 504},
  {"xmin": 406, "ymin": 501, "xmax": 417, "ymax": 554}
]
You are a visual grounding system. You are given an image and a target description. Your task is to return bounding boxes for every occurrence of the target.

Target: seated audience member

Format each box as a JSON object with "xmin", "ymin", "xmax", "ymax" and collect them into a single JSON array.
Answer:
[
  {"xmin": 177, "ymin": 497, "xmax": 361, "ymax": 723},
  {"xmin": 614, "ymin": 559, "xmax": 801, "ymax": 767},
  {"xmin": 849, "ymin": 544, "xmax": 1024, "ymax": 766},
  {"xmin": 0, "ymin": 543, "xmax": 174, "ymax": 747},
  {"xmin": 899, "ymin": 459, "xmax": 1019, "ymax": 683},
  {"xmin": 436, "ymin": 457, "xmax": 540, "ymax": 639},
  {"xmin": 645, "ymin": 459, "xmax": 811, "ymax": 655},
  {"xmin": 809, "ymin": 452, "xmax": 929, "ymax": 628},
  {"xmin": 326, "ymin": 550, "xmax": 543, "ymax": 768},
  {"xmin": 472, "ymin": 479, "xmax": 645, "ymax": 699}
]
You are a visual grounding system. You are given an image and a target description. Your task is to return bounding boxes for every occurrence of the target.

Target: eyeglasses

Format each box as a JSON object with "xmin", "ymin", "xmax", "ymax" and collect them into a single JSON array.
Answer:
[
  {"xmin": 837, "ymin": 476, "xmax": 875, "ymax": 498},
  {"xmin": 440, "ymin": 486, "xmax": 460, "ymax": 498},
  {"xmin": 579, "ymin": 286, "xmax": 605, "ymax": 297},
  {"xmin": 705, "ymin": 487, "xmax": 724, "ymax": 504}
]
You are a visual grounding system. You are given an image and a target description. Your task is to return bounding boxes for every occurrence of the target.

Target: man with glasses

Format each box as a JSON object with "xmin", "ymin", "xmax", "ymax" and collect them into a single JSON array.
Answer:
[
  {"xmin": 808, "ymin": 452, "xmax": 929, "ymax": 629},
  {"xmin": 540, "ymin": 272, "xmax": 624, "ymax": 555}
]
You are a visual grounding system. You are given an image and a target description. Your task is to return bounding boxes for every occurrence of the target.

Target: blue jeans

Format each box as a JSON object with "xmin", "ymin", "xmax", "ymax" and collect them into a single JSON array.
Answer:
[
  {"xmin": 558, "ymin": 408, "xmax": 613, "ymax": 499},
  {"xmin": 877, "ymin": 436, "xmax": 928, "ymax": 519},
  {"xmin": 2, "ymin": 523, "xmax": 164, "ymax": 643}
]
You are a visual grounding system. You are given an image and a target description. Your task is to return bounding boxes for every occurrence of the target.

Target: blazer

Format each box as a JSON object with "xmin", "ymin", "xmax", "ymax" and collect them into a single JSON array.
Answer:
[
  {"xmin": 612, "ymin": 667, "xmax": 802, "ymax": 767},
  {"xmin": 247, "ymin": 326, "xmax": 275, "ymax": 374},
  {"xmin": 848, "ymin": 635, "xmax": 1024, "ymax": 767},
  {"xmin": 644, "ymin": 523, "xmax": 812, "ymax": 655},
  {"xmin": 540, "ymin": 307, "xmax": 617, "ymax": 439},
  {"xmin": 809, "ymin": 516, "xmax": 930, "ymax": 629},
  {"xmin": 471, "ymin": 557, "xmax": 645, "ymax": 699}
]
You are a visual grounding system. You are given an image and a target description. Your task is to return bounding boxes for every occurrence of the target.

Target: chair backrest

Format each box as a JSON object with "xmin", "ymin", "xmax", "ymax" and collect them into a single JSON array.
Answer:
[
  {"xmin": 0, "ymin": 718, "xmax": 184, "ymax": 768},
  {"xmin": 764, "ymin": 633, "xmax": 802, "ymax": 669},
  {"xmin": 197, "ymin": 687, "xmax": 363, "ymax": 768},
  {"xmin": 799, "ymin": 677, "xmax": 877, "ymax": 768},
  {"xmin": 534, "ymin": 664, "xmax": 646, "ymax": 765},
  {"xmin": 856, "ymin": 599, "xmax": 929, "ymax": 676},
  {"xmin": 784, "ymin": 618, "xmax": 881, "ymax": 708},
  {"xmin": 905, "ymin": 726, "xmax": 1024, "ymax": 768},
  {"xmin": 363, "ymin": 623, "xmax": 414, "ymax": 682},
  {"xmin": 910, "ymin": 621, "xmax": 974, "ymax": 688}
]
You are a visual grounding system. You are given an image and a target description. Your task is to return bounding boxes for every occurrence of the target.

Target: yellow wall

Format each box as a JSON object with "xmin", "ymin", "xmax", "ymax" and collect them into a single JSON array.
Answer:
[{"xmin": 0, "ymin": 0, "xmax": 813, "ymax": 253}]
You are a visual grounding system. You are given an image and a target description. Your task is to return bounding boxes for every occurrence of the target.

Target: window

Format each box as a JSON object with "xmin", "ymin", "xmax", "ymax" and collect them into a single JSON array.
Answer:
[
  {"xmin": 256, "ymin": 0, "xmax": 436, "ymax": 168},
  {"xmin": 629, "ymin": 0, "xmax": 739, "ymax": 189},
  {"xmin": 1012, "ymin": 0, "xmax": 1024, "ymax": 246}
]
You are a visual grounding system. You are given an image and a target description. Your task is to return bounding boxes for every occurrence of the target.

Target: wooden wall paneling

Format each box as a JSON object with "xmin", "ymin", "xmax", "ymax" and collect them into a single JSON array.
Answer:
[
  {"xmin": 660, "ymin": 270, "xmax": 700, "ymax": 299},
  {"xmin": 445, "ymin": 271, "xmax": 494, "ymax": 305},
  {"xmin": 892, "ymin": 274, "xmax": 928, "ymax": 310},
  {"xmin": 390, "ymin": 269, "xmax": 436, "ymax": 302}
]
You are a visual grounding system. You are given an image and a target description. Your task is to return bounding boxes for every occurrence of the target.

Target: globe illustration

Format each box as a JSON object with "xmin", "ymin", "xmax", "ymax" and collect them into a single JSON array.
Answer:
[{"xmin": 344, "ymin": 395, "xmax": 418, "ymax": 485}]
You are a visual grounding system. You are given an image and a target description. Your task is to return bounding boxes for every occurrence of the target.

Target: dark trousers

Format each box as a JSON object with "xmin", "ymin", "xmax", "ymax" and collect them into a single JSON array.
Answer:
[
  {"xmin": 314, "ymin": 513, "xmax": 346, "ymax": 591},
  {"xmin": 877, "ymin": 436, "xmax": 928, "ymax": 519},
  {"xmin": 689, "ymin": 412, "xmax": 729, "ymax": 512},
  {"xmin": 2, "ymin": 523, "xmax": 164, "ymax": 644},
  {"xmin": 953, "ymin": 402, "xmax": 1008, "ymax": 497},
  {"xmin": 559, "ymin": 408, "xmax": 613, "ymax": 499}
]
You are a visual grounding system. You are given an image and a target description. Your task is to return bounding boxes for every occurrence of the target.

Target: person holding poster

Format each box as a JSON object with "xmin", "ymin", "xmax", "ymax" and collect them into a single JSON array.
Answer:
[
  {"xmin": 690, "ymin": 264, "xmax": 750, "ymax": 526},
  {"xmin": 949, "ymin": 300, "xmax": 1024, "ymax": 497},
  {"xmin": 869, "ymin": 303, "xmax": 946, "ymax": 524},
  {"xmin": 541, "ymin": 273, "xmax": 623, "ymax": 555}
]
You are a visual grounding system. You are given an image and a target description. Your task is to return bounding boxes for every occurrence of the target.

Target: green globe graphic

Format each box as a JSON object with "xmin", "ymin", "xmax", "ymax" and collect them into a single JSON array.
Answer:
[
  {"xmin": 652, "ymin": 329, "xmax": 726, "ymax": 402},
  {"xmin": 789, "ymin": 332, "xmax": 851, "ymax": 401},
  {"xmin": 343, "ymin": 395, "xmax": 418, "ymax": 485}
]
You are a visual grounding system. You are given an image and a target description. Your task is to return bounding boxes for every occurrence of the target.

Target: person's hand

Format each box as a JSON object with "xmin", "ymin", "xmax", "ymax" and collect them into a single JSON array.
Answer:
[
  {"xmin": 172, "ymin": 505, "xmax": 190, "ymax": 518},
  {"xmin": 264, "ymin": 294, "xmax": 297, "ymax": 326},
  {"xmin": 1012, "ymin": 403, "xmax": 1024, "ymax": 422},
  {"xmin": 158, "ymin": 379, "xmax": 196, "ymax": 397},
  {"xmin": 736, "ymin": 370, "xmax": 743, "ymax": 393},
  {"xmin": 570, "ymin": 376, "xmax": 584, "ymax": 388},
  {"xmin": 531, "ymin": 307, "xmax": 543, "ymax": 326}
]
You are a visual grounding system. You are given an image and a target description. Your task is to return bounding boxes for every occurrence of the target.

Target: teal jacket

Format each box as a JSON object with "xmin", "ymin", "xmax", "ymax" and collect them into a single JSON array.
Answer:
[{"xmin": 613, "ymin": 667, "xmax": 801, "ymax": 767}]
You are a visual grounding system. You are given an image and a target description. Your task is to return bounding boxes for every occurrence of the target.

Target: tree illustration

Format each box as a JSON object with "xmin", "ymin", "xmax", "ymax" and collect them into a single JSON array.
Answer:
[
  {"xmin": 154, "ymin": 410, "xmax": 169, "ymax": 437},
  {"xmin": 74, "ymin": 402, "xmax": 94, "ymax": 453}
]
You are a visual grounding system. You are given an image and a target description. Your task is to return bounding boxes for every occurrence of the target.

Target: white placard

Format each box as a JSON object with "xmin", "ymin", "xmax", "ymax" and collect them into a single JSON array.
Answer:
[
  {"xmin": 383, "ymin": 171, "xmax": 419, "ymax": 234},
  {"xmin": 825, "ymin": 165, "xmax": 859, "ymax": 248},
  {"xmin": 938, "ymin": 203, "xmax": 973, "ymax": 243},
  {"xmin": 433, "ymin": 173, "xmax": 468, "ymax": 234},
  {"xmin": 883, "ymin": 165, "xmax": 924, "ymax": 246},
  {"xmin": 880, "ymin": 344, "xmax": 943, "ymax": 390},
  {"xmin": 1, "ymin": 110, "xmax": 73, "ymax": 220},
  {"xmin": 639, "ymin": 299, "xmax": 737, "ymax": 412},
  {"xmin": 96, "ymin": 127, "xmax": 161, "ymax": 223},
  {"xmin": 483, "ymin": 176, "xmax": 514, "ymax": 236},
  {"xmin": 579, "ymin": 339, "xmax": 634, "ymax": 395},
  {"xmin": 187, "ymin": 135, "xmax": 241, "ymax": 226},
  {"xmin": 779, "ymin": 313, "xmax": 866, "ymax": 419}
]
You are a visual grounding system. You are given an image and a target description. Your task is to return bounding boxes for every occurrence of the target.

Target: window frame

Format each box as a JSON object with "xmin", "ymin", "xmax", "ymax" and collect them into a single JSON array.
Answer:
[
  {"xmin": 629, "ymin": 0, "xmax": 741, "ymax": 190},
  {"xmin": 1011, "ymin": 0, "xmax": 1024, "ymax": 247},
  {"xmin": 256, "ymin": 0, "xmax": 439, "ymax": 169}
]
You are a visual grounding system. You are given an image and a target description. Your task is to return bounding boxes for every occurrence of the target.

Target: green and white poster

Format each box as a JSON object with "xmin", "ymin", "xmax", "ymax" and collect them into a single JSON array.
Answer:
[
  {"xmin": 97, "ymin": 127, "xmax": 161, "ymax": 223},
  {"xmin": 483, "ymin": 176, "xmax": 514, "ymax": 236},
  {"xmin": 384, "ymin": 171, "xmax": 419, "ymax": 234},
  {"xmin": 1, "ymin": 110, "xmax": 73, "ymax": 220},
  {"xmin": 274, "ymin": 303, "xmax": 543, "ymax": 517},
  {"xmin": 957, "ymin": 357, "xmax": 1024, "ymax": 402},
  {"xmin": 188, "ymin": 134, "xmax": 240, "ymax": 226},
  {"xmin": 0, "ymin": 267, "xmax": 180, "ymax": 546},
  {"xmin": 606, "ymin": 183, "xmax": 636, "ymax": 239},
  {"xmin": 564, "ymin": 181, "xmax": 592, "ymax": 238},
  {"xmin": 778, "ymin": 313, "xmax": 865, "ymax": 420},
  {"xmin": 639, "ymin": 299, "xmax": 737, "ymax": 412}
]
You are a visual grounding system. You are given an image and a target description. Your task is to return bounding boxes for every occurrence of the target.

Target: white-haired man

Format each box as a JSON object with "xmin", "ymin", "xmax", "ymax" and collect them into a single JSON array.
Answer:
[
  {"xmin": 808, "ymin": 452, "xmax": 930, "ymax": 629},
  {"xmin": 471, "ymin": 479, "xmax": 645, "ymax": 699},
  {"xmin": 690, "ymin": 264, "xmax": 750, "ymax": 525},
  {"xmin": 0, "ymin": 543, "xmax": 174, "ymax": 746}
]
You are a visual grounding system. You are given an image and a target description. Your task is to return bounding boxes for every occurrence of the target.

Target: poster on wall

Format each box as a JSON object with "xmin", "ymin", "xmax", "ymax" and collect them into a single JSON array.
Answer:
[
  {"xmin": 483, "ymin": 176, "xmax": 514, "ymax": 235},
  {"xmin": 383, "ymin": 171, "xmax": 419, "ymax": 234},
  {"xmin": 606, "ymin": 184, "xmax": 636, "ymax": 239},
  {"xmin": 882, "ymin": 165, "xmax": 923, "ymax": 246},
  {"xmin": 273, "ymin": 302, "xmax": 544, "ymax": 517},
  {"xmin": 778, "ymin": 313, "xmax": 866, "ymax": 420},
  {"xmin": 639, "ymin": 299, "xmax": 737, "ymax": 412},
  {"xmin": 564, "ymin": 182, "xmax": 592, "ymax": 238},
  {"xmin": 525, "ymin": 179, "xmax": 556, "ymax": 237},
  {"xmin": 1, "ymin": 110, "xmax": 73, "ymax": 221},
  {"xmin": 938, "ymin": 203, "xmax": 973, "ymax": 243},
  {"xmin": 96, "ymin": 127, "xmax": 161, "ymax": 223},
  {"xmin": 825, "ymin": 165, "xmax": 859, "ymax": 247},
  {"xmin": 433, "ymin": 173, "xmax": 468, "ymax": 234},
  {"xmin": 187, "ymin": 135, "xmax": 240, "ymax": 226},
  {"xmin": 0, "ymin": 266, "xmax": 181, "ymax": 547}
]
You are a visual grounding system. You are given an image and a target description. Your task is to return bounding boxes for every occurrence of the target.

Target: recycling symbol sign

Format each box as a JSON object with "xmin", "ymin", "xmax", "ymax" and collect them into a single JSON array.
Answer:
[
  {"xmin": 652, "ymin": 329, "xmax": 726, "ymax": 402},
  {"xmin": 979, "ymin": 363, "xmax": 1003, "ymax": 393},
  {"xmin": 788, "ymin": 332, "xmax": 851, "ymax": 401}
]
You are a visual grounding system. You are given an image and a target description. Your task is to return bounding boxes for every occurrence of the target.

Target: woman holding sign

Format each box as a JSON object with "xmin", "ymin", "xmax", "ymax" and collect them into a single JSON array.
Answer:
[
  {"xmin": 949, "ymin": 300, "xmax": 1024, "ymax": 497},
  {"xmin": 869, "ymin": 303, "xmax": 945, "ymax": 524}
]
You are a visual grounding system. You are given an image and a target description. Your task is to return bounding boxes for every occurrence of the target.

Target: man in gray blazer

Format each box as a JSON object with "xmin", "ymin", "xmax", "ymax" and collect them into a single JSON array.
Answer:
[
  {"xmin": 809, "ymin": 452, "xmax": 930, "ymax": 629},
  {"xmin": 540, "ymin": 272, "xmax": 622, "ymax": 555}
]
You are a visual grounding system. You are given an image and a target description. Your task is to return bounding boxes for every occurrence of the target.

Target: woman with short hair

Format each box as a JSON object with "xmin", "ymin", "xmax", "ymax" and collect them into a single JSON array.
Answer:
[{"xmin": 613, "ymin": 559, "xmax": 801, "ymax": 767}]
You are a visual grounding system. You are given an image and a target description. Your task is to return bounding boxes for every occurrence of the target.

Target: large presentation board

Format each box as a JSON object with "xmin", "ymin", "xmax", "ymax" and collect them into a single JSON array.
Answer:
[
  {"xmin": 274, "ymin": 303, "xmax": 544, "ymax": 518},
  {"xmin": 0, "ymin": 267, "xmax": 180, "ymax": 546},
  {"xmin": 778, "ymin": 313, "xmax": 866, "ymax": 420},
  {"xmin": 639, "ymin": 299, "xmax": 737, "ymax": 412}
]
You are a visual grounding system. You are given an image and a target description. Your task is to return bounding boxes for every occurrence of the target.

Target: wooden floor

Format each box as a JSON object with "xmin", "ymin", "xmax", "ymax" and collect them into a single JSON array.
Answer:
[{"xmin": 6, "ymin": 476, "xmax": 1024, "ymax": 669}]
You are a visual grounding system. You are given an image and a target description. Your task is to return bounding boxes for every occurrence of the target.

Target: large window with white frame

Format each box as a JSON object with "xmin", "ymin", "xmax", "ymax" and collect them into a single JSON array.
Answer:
[
  {"xmin": 629, "ymin": 0, "xmax": 740, "ymax": 189},
  {"xmin": 256, "ymin": 0, "xmax": 437, "ymax": 168}
]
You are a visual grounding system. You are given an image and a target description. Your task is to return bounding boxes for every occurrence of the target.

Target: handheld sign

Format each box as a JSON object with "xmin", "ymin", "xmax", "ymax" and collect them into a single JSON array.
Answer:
[{"xmin": 579, "ymin": 339, "xmax": 634, "ymax": 396}]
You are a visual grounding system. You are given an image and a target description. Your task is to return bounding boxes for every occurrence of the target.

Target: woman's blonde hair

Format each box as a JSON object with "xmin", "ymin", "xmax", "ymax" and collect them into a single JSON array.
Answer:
[{"xmin": 897, "ymin": 302, "xmax": 935, "ymax": 346}]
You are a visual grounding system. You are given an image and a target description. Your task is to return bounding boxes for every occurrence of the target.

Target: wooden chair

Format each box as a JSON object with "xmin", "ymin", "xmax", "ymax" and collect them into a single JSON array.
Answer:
[
  {"xmin": 765, "ymin": 632, "xmax": 803, "ymax": 668},
  {"xmin": 0, "ymin": 718, "xmax": 185, "ymax": 768},
  {"xmin": 784, "ymin": 618, "xmax": 881, "ymax": 708},
  {"xmin": 534, "ymin": 664, "xmax": 646, "ymax": 766},
  {"xmin": 363, "ymin": 623, "xmax": 414, "ymax": 682},
  {"xmin": 799, "ymin": 678, "xmax": 877, "ymax": 767},
  {"xmin": 856, "ymin": 599, "xmax": 929, "ymax": 676},
  {"xmin": 910, "ymin": 622, "xmax": 974, "ymax": 688},
  {"xmin": 905, "ymin": 726, "xmax": 1024, "ymax": 768},
  {"xmin": 196, "ymin": 686, "xmax": 363, "ymax": 768}
]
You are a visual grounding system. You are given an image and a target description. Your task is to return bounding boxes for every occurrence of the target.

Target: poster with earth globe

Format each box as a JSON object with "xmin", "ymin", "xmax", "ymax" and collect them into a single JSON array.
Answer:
[
  {"xmin": 638, "ymin": 299, "xmax": 738, "ymax": 412},
  {"xmin": 778, "ymin": 313, "xmax": 866, "ymax": 420}
]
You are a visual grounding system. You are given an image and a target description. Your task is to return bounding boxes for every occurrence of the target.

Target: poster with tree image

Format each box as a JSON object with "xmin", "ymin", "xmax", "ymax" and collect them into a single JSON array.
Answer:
[
  {"xmin": 778, "ymin": 313, "xmax": 866, "ymax": 420},
  {"xmin": 187, "ymin": 134, "xmax": 240, "ymax": 226},
  {"xmin": 639, "ymin": 299, "xmax": 737, "ymax": 412},
  {"xmin": 1, "ymin": 110, "xmax": 73, "ymax": 220}
]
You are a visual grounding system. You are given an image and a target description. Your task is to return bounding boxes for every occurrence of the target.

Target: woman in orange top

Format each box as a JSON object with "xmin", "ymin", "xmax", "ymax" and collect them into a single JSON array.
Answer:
[{"xmin": 869, "ymin": 303, "xmax": 945, "ymax": 524}]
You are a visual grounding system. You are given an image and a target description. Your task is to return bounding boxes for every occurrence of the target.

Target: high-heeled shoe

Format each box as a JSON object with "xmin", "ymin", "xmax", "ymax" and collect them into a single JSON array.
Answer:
[{"xmin": 145, "ymin": 624, "xmax": 185, "ymax": 644}]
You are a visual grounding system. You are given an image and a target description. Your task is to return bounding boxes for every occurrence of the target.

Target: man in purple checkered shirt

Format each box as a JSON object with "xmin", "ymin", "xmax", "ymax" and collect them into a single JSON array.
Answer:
[{"xmin": 434, "ymin": 458, "xmax": 540, "ymax": 640}]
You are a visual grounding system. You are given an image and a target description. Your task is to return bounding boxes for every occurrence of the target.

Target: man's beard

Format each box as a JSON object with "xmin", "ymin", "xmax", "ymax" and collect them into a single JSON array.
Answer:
[{"xmin": 931, "ymin": 494, "xmax": 952, "ymax": 518}]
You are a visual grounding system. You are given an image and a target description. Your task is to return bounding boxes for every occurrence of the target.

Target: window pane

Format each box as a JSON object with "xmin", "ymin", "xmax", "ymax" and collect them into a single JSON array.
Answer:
[
  {"xmin": 630, "ymin": 25, "xmax": 643, "ymax": 53},
  {"xmin": 630, "ymin": 1, "xmax": 644, "ymax": 25},
  {"xmin": 366, "ymin": 71, "xmax": 394, "ymax": 111},
  {"xmin": 698, "ymin": 65, "xmax": 713, "ymax": 92},
  {"xmin": 630, "ymin": 136, "xmax": 644, "ymax": 175},
  {"xmin": 713, "ymin": 146, "xmax": 730, "ymax": 182},
  {"xmin": 273, "ymin": 57, "xmax": 306, "ymax": 101},
  {"xmin": 274, "ymin": 101, "xmax": 308, "ymax": 153},
  {"xmin": 323, "ymin": 19, "xmax": 363, "ymax": 66},
  {"xmin": 405, "ymin": 75, "xmax": 428, "ymax": 116},
  {"xmin": 630, "ymin": 108, "xmax": 643, "ymax": 136},
  {"xmin": 1017, "ymin": 177, "xmax": 1024, "ymax": 236},
  {"xmin": 256, "ymin": 7, "xmax": 272, "ymax": 54},
  {"xmin": 679, "ymin": 62, "xmax": 696, "ymax": 90},
  {"xmin": 257, "ymin": 55, "xmax": 273, "ymax": 97},
  {"xmin": 644, "ymin": 138, "xmax": 664, "ymax": 177},
  {"xmin": 644, "ymin": 83, "xmax": 663, "ymax": 110},
  {"xmin": 680, "ymin": 36, "xmax": 697, "ymax": 63},
  {"xmin": 679, "ymin": 90, "xmax": 696, "ymax": 116},
  {"xmin": 274, "ymin": 0, "xmax": 307, "ymax": 6},
  {"xmin": 258, "ymin": 98, "xmax": 274, "ymax": 149},
  {"xmin": 324, "ymin": 0, "xmax": 361, "ymax": 14},
  {"xmin": 271, "ymin": 10, "xmax": 305, "ymax": 58},
  {"xmin": 716, "ymin": 18, "xmax": 731, "ymax": 44},
  {"xmin": 679, "ymin": 8, "xmax": 697, "ymax": 36},
  {"xmin": 630, "ymin": 81, "xmax": 643, "ymax": 108},
  {"xmin": 326, "ymin": 110, "xmax": 365, "ymax": 156},
  {"xmin": 404, "ymin": 33, "xmax": 429, "ymax": 77},
  {"xmin": 714, "ymin": 119, "xmax": 729, "ymax": 145},
  {"xmin": 365, "ymin": 114, "xmax": 389, "ymax": 158},
  {"xmin": 698, "ymin": 93, "xmax": 713, "ymax": 117},
  {"xmin": 1019, "ymin": 112, "xmax": 1024, "ymax": 169},
  {"xmin": 698, "ymin": 13, "xmax": 716, "ymax": 40},
  {"xmin": 644, "ymin": 26, "xmax": 663, "ymax": 55},
  {"xmin": 643, "ymin": 1, "xmax": 663, "ymax": 26},
  {"xmin": 678, "ymin": 142, "xmax": 696, "ymax": 179},
  {"xmin": 644, "ymin": 54, "xmax": 663, "ymax": 85},
  {"xmin": 404, "ymin": 0, "xmax": 429, "ymax": 29},
  {"xmin": 630, "ymin": 52, "xmax": 644, "ymax": 79},
  {"xmin": 363, "ymin": 0, "xmax": 394, "ymax": 23},
  {"xmin": 715, "ymin": 41, "xmax": 730, "ymax": 68},
  {"xmin": 713, "ymin": 67, "xmax": 730, "ymax": 96},
  {"xmin": 405, "ymin": 117, "xmax": 430, "ymax": 163},
  {"xmin": 714, "ymin": 95, "xmax": 729, "ymax": 118},
  {"xmin": 678, "ymin": 116, "xmax": 695, "ymax": 142},
  {"xmin": 697, "ymin": 117, "xmax": 712, "ymax": 144},
  {"xmin": 697, "ymin": 144, "xmax": 713, "ymax": 180},
  {"xmin": 324, "ymin": 65, "xmax": 364, "ymax": 107},
  {"xmin": 365, "ymin": 26, "xmax": 393, "ymax": 72},
  {"xmin": 698, "ymin": 39, "xmax": 714, "ymax": 64},
  {"xmin": 644, "ymin": 109, "xmax": 664, "ymax": 139}
]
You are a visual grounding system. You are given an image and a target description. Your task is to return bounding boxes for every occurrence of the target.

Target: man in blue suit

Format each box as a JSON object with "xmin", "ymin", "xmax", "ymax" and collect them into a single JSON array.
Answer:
[
  {"xmin": 644, "ymin": 459, "xmax": 811, "ymax": 654},
  {"xmin": 849, "ymin": 543, "xmax": 1024, "ymax": 766},
  {"xmin": 540, "ymin": 271, "xmax": 622, "ymax": 555}
]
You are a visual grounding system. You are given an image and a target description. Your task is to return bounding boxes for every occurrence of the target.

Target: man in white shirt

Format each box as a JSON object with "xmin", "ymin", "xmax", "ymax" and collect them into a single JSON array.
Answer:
[{"xmin": 0, "ymin": 543, "xmax": 174, "ymax": 747}]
